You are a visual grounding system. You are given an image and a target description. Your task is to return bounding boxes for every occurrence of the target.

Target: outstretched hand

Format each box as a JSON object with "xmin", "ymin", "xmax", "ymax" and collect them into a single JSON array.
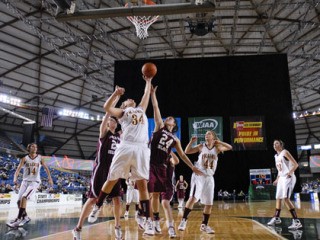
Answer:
[
  {"xmin": 143, "ymin": 75, "xmax": 153, "ymax": 82},
  {"xmin": 190, "ymin": 136, "xmax": 197, "ymax": 143},
  {"xmin": 115, "ymin": 85, "xmax": 125, "ymax": 96},
  {"xmin": 151, "ymin": 85, "xmax": 158, "ymax": 94}
]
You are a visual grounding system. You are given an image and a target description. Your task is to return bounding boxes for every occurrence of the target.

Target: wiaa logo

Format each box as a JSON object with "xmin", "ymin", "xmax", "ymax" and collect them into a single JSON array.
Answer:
[{"xmin": 192, "ymin": 119, "xmax": 218, "ymax": 130}]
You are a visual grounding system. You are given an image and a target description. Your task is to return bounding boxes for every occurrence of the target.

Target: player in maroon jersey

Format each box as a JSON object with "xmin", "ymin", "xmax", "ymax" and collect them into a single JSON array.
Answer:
[
  {"xmin": 148, "ymin": 85, "xmax": 203, "ymax": 234},
  {"xmin": 72, "ymin": 95, "xmax": 121, "ymax": 240},
  {"xmin": 175, "ymin": 175, "xmax": 188, "ymax": 208},
  {"xmin": 161, "ymin": 151, "xmax": 179, "ymax": 238}
]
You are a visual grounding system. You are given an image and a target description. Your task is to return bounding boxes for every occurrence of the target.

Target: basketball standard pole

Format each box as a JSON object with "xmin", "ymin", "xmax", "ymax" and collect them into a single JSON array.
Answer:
[{"xmin": 55, "ymin": 2, "xmax": 216, "ymax": 22}]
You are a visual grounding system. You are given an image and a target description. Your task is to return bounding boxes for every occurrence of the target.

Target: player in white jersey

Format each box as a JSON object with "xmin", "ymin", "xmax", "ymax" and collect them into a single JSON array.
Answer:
[
  {"xmin": 267, "ymin": 139, "xmax": 302, "ymax": 230},
  {"xmin": 178, "ymin": 130, "xmax": 232, "ymax": 234},
  {"xmin": 124, "ymin": 174, "xmax": 139, "ymax": 220},
  {"xmin": 7, "ymin": 143, "xmax": 53, "ymax": 228},
  {"xmin": 89, "ymin": 76, "xmax": 156, "ymax": 236}
]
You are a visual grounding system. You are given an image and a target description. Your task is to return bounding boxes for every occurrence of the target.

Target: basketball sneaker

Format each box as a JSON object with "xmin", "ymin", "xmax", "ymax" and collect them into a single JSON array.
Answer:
[
  {"xmin": 143, "ymin": 219, "xmax": 155, "ymax": 236},
  {"xmin": 9, "ymin": 218, "xmax": 18, "ymax": 224},
  {"xmin": 154, "ymin": 220, "xmax": 162, "ymax": 234},
  {"xmin": 7, "ymin": 218, "xmax": 23, "ymax": 228},
  {"xmin": 124, "ymin": 211, "xmax": 129, "ymax": 220},
  {"xmin": 200, "ymin": 224, "xmax": 215, "ymax": 234},
  {"xmin": 288, "ymin": 219, "xmax": 302, "ymax": 230},
  {"xmin": 88, "ymin": 204, "xmax": 100, "ymax": 223},
  {"xmin": 178, "ymin": 219, "xmax": 187, "ymax": 231},
  {"xmin": 24, "ymin": 215, "xmax": 31, "ymax": 223},
  {"xmin": 72, "ymin": 228, "xmax": 81, "ymax": 240},
  {"xmin": 136, "ymin": 215, "xmax": 145, "ymax": 230},
  {"xmin": 18, "ymin": 217, "xmax": 30, "ymax": 227},
  {"xmin": 168, "ymin": 226, "xmax": 177, "ymax": 238},
  {"xmin": 114, "ymin": 226, "xmax": 123, "ymax": 240},
  {"xmin": 10, "ymin": 215, "xmax": 31, "ymax": 224},
  {"xmin": 267, "ymin": 217, "xmax": 281, "ymax": 225}
]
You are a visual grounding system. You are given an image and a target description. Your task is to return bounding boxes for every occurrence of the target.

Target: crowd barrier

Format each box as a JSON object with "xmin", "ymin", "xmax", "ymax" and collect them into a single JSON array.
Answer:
[{"xmin": 0, "ymin": 192, "xmax": 82, "ymax": 208}]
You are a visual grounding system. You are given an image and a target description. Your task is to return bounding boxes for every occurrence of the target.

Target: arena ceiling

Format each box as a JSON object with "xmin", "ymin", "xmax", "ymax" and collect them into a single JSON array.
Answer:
[{"xmin": 0, "ymin": 0, "xmax": 320, "ymax": 161}]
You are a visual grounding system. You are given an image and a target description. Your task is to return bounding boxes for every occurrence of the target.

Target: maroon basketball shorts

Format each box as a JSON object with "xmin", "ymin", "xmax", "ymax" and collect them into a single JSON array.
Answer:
[
  {"xmin": 161, "ymin": 185, "xmax": 174, "ymax": 201},
  {"xmin": 148, "ymin": 164, "xmax": 167, "ymax": 193},
  {"xmin": 89, "ymin": 162, "xmax": 121, "ymax": 198},
  {"xmin": 177, "ymin": 189, "xmax": 186, "ymax": 199}
]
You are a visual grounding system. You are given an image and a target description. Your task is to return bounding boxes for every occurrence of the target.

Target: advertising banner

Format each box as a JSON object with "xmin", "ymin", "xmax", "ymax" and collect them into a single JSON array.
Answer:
[
  {"xmin": 230, "ymin": 116, "xmax": 266, "ymax": 151},
  {"xmin": 188, "ymin": 117, "xmax": 223, "ymax": 145}
]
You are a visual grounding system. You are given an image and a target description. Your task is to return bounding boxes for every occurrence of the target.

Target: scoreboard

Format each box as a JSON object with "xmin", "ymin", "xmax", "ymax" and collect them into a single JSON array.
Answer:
[{"xmin": 249, "ymin": 169, "xmax": 272, "ymax": 185}]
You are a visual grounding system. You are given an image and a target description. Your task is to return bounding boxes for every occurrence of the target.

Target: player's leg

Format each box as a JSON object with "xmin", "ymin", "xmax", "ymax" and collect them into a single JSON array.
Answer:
[
  {"xmin": 178, "ymin": 174, "xmax": 199, "ymax": 231},
  {"xmin": 268, "ymin": 199, "xmax": 282, "ymax": 225},
  {"xmin": 88, "ymin": 179, "xmax": 119, "ymax": 223},
  {"xmin": 178, "ymin": 196, "xmax": 197, "ymax": 231},
  {"xmin": 199, "ymin": 177, "xmax": 215, "ymax": 234},
  {"xmin": 284, "ymin": 176, "xmax": 302, "ymax": 230},
  {"xmin": 268, "ymin": 177, "xmax": 284, "ymax": 225},
  {"xmin": 124, "ymin": 190, "xmax": 131, "ymax": 219},
  {"xmin": 136, "ymin": 179, "xmax": 154, "ymax": 235},
  {"xmin": 7, "ymin": 182, "xmax": 38, "ymax": 228},
  {"xmin": 112, "ymin": 196, "xmax": 123, "ymax": 240},
  {"xmin": 200, "ymin": 205, "xmax": 215, "ymax": 234},
  {"xmin": 72, "ymin": 198, "xmax": 96, "ymax": 239},
  {"xmin": 161, "ymin": 188, "xmax": 177, "ymax": 238},
  {"xmin": 89, "ymin": 146, "xmax": 131, "ymax": 223},
  {"xmin": 150, "ymin": 192, "xmax": 161, "ymax": 233}
]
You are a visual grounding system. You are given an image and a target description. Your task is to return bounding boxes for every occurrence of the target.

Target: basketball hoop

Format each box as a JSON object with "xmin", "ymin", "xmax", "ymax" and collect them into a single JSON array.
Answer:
[{"xmin": 125, "ymin": 1, "xmax": 159, "ymax": 39}]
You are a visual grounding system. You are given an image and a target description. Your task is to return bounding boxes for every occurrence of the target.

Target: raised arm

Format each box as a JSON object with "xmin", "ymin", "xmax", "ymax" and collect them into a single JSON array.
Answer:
[
  {"xmin": 100, "ymin": 93, "xmax": 120, "ymax": 138},
  {"xmin": 150, "ymin": 85, "xmax": 164, "ymax": 131},
  {"xmin": 185, "ymin": 136, "xmax": 201, "ymax": 154},
  {"xmin": 103, "ymin": 86, "xmax": 125, "ymax": 118},
  {"xmin": 41, "ymin": 158, "xmax": 53, "ymax": 186},
  {"xmin": 215, "ymin": 140, "xmax": 233, "ymax": 153},
  {"xmin": 138, "ymin": 76, "xmax": 152, "ymax": 112}
]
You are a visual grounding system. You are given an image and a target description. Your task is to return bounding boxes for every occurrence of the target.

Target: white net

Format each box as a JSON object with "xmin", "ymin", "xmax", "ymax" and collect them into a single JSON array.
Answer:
[{"xmin": 127, "ymin": 15, "xmax": 159, "ymax": 39}]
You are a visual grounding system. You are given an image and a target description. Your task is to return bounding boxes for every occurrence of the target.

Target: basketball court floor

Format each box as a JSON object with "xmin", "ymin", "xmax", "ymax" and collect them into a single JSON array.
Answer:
[{"xmin": 0, "ymin": 200, "xmax": 319, "ymax": 239}]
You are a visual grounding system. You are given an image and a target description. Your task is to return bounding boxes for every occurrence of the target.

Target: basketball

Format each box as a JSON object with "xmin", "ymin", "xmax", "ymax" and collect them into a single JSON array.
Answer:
[{"xmin": 142, "ymin": 62, "xmax": 157, "ymax": 78}]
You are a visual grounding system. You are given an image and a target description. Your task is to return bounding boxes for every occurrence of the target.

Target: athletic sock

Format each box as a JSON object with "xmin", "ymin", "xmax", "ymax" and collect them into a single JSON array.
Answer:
[
  {"xmin": 96, "ymin": 191, "xmax": 109, "ymax": 207},
  {"xmin": 153, "ymin": 212, "xmax": 160, "ymax": 221},
  {"xmin": 202, "ymin": 213, "xmax": 210, "ymax": 225},
  {"xmin": 140, "ymin": 200, "xmax": 151, "ymax": 219},
  {"xmin": 289, "ymin": 208, "xmax": 298, "ymax": 219},
  {"xmin": 274, "ymin": 208, "xmax": 281, "ymax": 218},
  {"xmin": 183, "ymin": 207, "xmax": 192, "ymax": 220},
  {"xmin": 17, "ymin": 207, "xmax": 26, "ymax": 219}
]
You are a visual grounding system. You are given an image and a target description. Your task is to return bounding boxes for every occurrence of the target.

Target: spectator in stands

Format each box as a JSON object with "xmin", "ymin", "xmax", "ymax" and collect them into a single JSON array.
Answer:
[
  {"xmin": 7, "ymin": 143, "xmax": 53, "ymax": 228},
  {"xmin": 0, "ymin": 171, "xmax": 8, "ymax": 180},
  {"xmin": 5, "ymin": 184, "xmax": 13, "ymax": 193},
  {"xmin": 48, "ymin": 187, "xmax": 55, "ymax": 194},
  {"xmin": 0, "ymin": 181, "xmax": 6, "ymax": 193},
  {"xmin": 218, "ymin": 189, "xmax": 223, "ymax": 200}
]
